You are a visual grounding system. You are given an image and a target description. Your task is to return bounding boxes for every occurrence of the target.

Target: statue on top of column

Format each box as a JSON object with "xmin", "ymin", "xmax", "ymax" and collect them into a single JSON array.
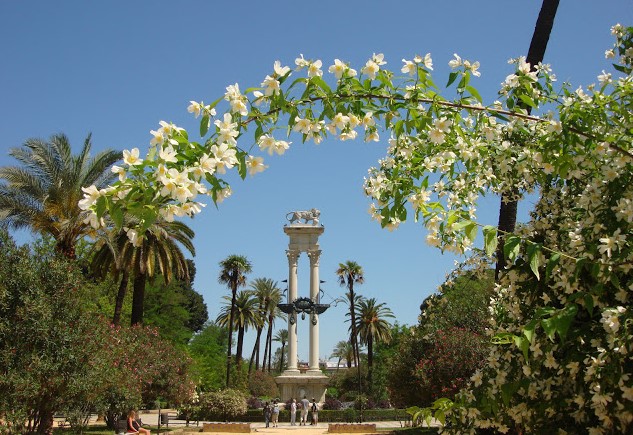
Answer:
[{"xmin": 286, "ymin": 209, "xmax": 320, "ymax": 226}]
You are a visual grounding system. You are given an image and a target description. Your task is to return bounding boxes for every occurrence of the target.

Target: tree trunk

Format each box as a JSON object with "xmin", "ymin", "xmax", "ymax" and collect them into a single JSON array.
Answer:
[
  {"xmin": 130, "ymin": 272, "xmax": 146, "ymax": 325},
  {"xmin": 263, "ymin": 315, "xmax": 274, "ymax": 371},
  {"xmin": 279, "ymin": 343, "xmax": 286, "ymax": 372},
  {"xmin": 236, "ymin": 325, "xmax": 245, "ymax": 368},
  {"xmin": 495, "ymin": 0, "xmax": 559, "ymax": 281},
  {"xmin": 226, "ymin": 283, "xmax": 237, "ymax": 387},
  {"xmin": 112, "ymin": 270, "xmax": 129, "ymax": 325},
  {"xmin": 367, "ymin": 336, "xmax": 374, "ymax": 387},
  {"xmin": 348, "ymin": 286, "xmax": 363, "ymax": 406},
  {"xmin": 248, "ymin": 325, "xmax": 263, "ymax": 374}
]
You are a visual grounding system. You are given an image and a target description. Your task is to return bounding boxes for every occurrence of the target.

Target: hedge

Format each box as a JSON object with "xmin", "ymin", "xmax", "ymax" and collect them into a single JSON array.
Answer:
[{"xmin": 235, "ymin": 408, "xmax": 410, "ymax": 423}]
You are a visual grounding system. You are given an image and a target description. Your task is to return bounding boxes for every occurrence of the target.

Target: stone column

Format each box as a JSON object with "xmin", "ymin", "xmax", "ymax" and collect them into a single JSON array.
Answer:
[
  {"xmin": 307, "ymin": 249, "xmax": 321, "ymax": 372},
  {"xmin": 286, "ymin": 249, "xmax": 300, "ymax": 373}
]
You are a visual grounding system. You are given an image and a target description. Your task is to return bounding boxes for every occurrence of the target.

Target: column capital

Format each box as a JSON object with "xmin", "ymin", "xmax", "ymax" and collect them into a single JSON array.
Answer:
[
  {"xmin": 286, "ymin": 249, "xmax": 300, "ymax": 265},
  {"xmin": 307, "ymin": 249, "xmax": 322, "ymax": 267}
]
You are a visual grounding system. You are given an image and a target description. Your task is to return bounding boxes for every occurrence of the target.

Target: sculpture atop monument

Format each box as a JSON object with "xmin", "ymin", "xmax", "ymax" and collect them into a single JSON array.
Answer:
[{"xmin": 286, "ymin": 208, "xmax": 320, "ymax": 226}]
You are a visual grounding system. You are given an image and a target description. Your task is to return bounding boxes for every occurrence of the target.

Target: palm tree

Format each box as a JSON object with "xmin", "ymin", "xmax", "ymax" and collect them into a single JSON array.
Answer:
[
  {"xmin": 246, "ymin": 278, "xmax": 282, "ymax": 374},
  {"xmin": 273, "ymin": 329, "xmax": 288, "ymax": 372},
  {"xmin": 336, "ymin": 261, "xmax": 364, "ymax": 369},
  {"xmin": 263, "ymin": 301, "xmax": 284, "ymax": 372},
  {"xmin": 356, "ymin": 297, "xmax": 394, "ymax": 385},
  {"xmin": 218, "ymin": 254, "xmax": 252, "ymax": 387},
  {"xmin": 495, "ymin": 0, "xmax": 560, "ymax": 280},
  {"xmin": 336, "ymin": 260, "xmax": 365, "ymax": 403},
  {"xmin": 0, "ymin": 133, "xmax": 120, "ymax": 258},
  {"xmin": 216, "ymin": 291, "xmax": 259, "ymax": 368},
  {"xmin": 330, "ymin": 340, "xmax": 354, "ymax": 370},
  {"xmin": 91, "ymin": 219, "xmax": 195, "ymax": 325}
]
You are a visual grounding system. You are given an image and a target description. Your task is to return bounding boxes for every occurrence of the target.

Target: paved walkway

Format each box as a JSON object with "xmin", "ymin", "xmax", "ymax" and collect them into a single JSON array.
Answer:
[{"xmin": 137, "ymin": 411, "xmax": 420, "ymax": 434}]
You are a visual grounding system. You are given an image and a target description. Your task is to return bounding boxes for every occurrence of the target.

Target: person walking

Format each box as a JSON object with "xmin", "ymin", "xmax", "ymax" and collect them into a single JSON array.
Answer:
[
  {"xmin": 263, "ymin": 402, "xmax": 271, "ymax": 428},
  {"xmin": 290, "ymin": 398, "xmax": 297, "ymax": 426},
  {"xmin": 311, "ymin": 398, "xmax": 319, "ymax": 425},
  {"xmin": 271, "ymin": 400, "xmax": 280, "ymax": 428},
  {"xmin": 300, "ymin": 396, "xmax": 310, "ymax": 426}
]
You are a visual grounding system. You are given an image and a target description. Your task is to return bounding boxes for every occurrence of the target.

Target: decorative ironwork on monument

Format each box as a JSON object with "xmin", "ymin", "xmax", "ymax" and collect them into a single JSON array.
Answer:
[{"xmin": 278, "ymin": 296, "xmax": 330, "ymax": 325}]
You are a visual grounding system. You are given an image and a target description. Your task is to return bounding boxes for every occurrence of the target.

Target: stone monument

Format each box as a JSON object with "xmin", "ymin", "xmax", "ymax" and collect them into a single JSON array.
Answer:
[{"xmin": 275, "ymin": 209, "xmax": 330, "ymax": 403}]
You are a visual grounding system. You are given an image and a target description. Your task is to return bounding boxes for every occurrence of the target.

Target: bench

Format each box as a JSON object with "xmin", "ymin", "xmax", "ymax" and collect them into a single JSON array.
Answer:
[{"xmin": 115, "ymin": 419, "xmax": 144, "ymax": 435}]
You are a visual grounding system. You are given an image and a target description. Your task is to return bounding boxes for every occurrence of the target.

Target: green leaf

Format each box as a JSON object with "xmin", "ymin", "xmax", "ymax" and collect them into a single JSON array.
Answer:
[
  {"xmin": 513, "ymin": 335, "xmax": 529, "ymax": 361},
  {"xmin": 483, "ymin": 225, "xmax": 498, "ymax": 257},
  {"xmin": 503, "ymin": 236, "xmax": 521, "ymax": 263},
  {"xmin": 518, "ymin": 94, "xmax": 537, "ymax": 108},
  {"xmin": 541, "ymin": 317, "xmax": 556, "ymax": 341},
  {"xmin": 465, "ymin": 85, "xmax": 482, "ymax": 103},
  {"xmin": 545, "ymin": 253, "xmax": 561, "ymax": 281},
  {"xmin": 207, "ymin": 96, "xmax": 223, "ymax": 110},
  {"xmin": 500, "ymin": 382, "xmax": 518, "ymax": 407},
  {"xmin": 465, "ymin": 222, "xmax": 478, "ymax": 243},
  {"xmin": 446, "ymin": 71, "xmax": 459, "ymax": 87},
  {"xmin": 312, "ymin": 76, "xmax": 331, "ymax": 94},
  {"xmin": 523, "ymin": 318, "xmax": 538, "ymax": 344},
  {"xmin": 237, "ymin": 151, "xmax": 247, "ymax": 179},
  {"xmin": 526, "ymin": 242, "xmax": 542, "ymax": 280},
  {"xmin": 200, "ymin": 115, "xmax": 209, "ymax": 137},
  {"xmin": 554, "ymin": 304, "xmax": 578, "ymax": 341},
  {"xmin": 111, "ymin": 205, "xmax": 123, "ymax": 229},
  {"xmin": 95, "ymin": 196, "xmax": 107, "ymax": 218}
]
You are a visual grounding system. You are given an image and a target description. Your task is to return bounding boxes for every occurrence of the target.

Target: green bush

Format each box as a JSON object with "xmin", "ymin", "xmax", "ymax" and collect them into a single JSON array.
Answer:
[{"xmin": 197, "ymin": 389, "xmax": 248, "ymax": 421}]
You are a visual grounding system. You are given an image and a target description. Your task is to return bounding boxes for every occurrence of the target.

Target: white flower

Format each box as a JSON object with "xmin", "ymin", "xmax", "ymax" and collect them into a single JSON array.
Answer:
[
  {"xmin": 428, "ymin": 128, "xmax": 445, "ymax": 144},
  {"xmin": 150, "ymin": 129, "xmax": 164, "ymax": 146},
  {"xmin": 273, "ymin": 139, "xmax": 291, "ymax": 155},
  {"xmin": 307, "ymin": 60, "xmax": 323, "ymax": 78},
  {"xmin": 464, "ymin": 59, "xmax": 481, "ymax": 77},
  {"xmin": 433, "ymin": 117, "xmax": 452, "ymax": 133},
  {"xmin": 123, "ymin": 148, "xmax": 143, "ymax": 166},
  {"xmin": 258, "ymin": 134, "xmax": 277, "ymax": 155},
  {"xmin": 295, "ymin": 54, "xmax": 309, "ymax": 68},
  {"xmin": 329, "ymin": 59, "xmax": 349, "ymax": 79},
  {"xmin": 126, "ymin": 228, "xmax": 142, "ymax": 247},
  {"xmin": 597, "ymin": 70, "xmax": 612, "ymax": 86},
  {"xmin": 111, "ymin": 165, "xmax": 127, "ymax": 182},
  {"xmin": 159, "ymin": 145, "xmax": 178, "ymax": 163},
  {"xmin": 78, "ymin": 185, "xmax": 102, "ymax": 210},
  {"xmin": 273, "ymin": 60, "xmax": 290, "ymax": 76},
  {"xmin": 361, "ymin": 57, "xmax": 381, "ymax": 79},
  {"xmin": 598, "ymin": 229, "xmax": 626, "ymax": 258},
  {"xmin": 187, "ymin": 101, "xmax": 202, "ymax": 118},
  {"xmin": 246, "ymin": 156, "xmax": 267, "ymax": 176},
  {"xmin": 293, "ymin": 117, "xmax": 312, "ymax": 135},
  {"xmin": 210, "ymin": 142, "xmax": 238, "ymax": 174},
  {"xmin": 401, "ymin": 59, "xmax": 416, "ymax": 76},
  {"xmin": 448, "ymin": 53, "xmax": 462, "ymax": 69},
  {"xmin": 261, "ymin": 75, "xmax": 281, "ymax": 96}
]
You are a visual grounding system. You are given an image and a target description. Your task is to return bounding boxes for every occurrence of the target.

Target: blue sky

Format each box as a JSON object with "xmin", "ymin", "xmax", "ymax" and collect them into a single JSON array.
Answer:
[{"xmin": 1, "ymin": 1, "xmax": 631, "ymax": 362}]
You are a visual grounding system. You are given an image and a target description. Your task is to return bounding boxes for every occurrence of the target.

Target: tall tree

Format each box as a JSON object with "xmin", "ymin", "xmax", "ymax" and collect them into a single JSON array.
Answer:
[
  {"xmin": 356, "ymin": 297, "xmax": 394, "ymax": 385},
  {"xmin": 330, "ymin": 340, "xmax": 354, "ymax": 370},
  {"xmin": 91, "ymin": 219, "xmax": 195, "ymax": 325},
  {"xmin": 263, "ymin": 301, "xmax": 284, "ymax": 372},
  {"xmin": 0, "ymin": 133, "xmax": 120, "ymax": 259},
  {"xmin": 218, "ymin": 254, "xmax": 252, "ymax": 387},
  {"xmin": 495, "ymin": 0, "xmax": 560, "ymax": 279},
  {"xmin": 273, "ymin": 329, "xmax": 288, "ymax": 372},
  {"xmin": 246, "ymin": 278, "xmax": 281, "ymax": 374},
  {"xmin": 216, "ymin": 291, "xmax": 258, "ymax": 369},
  {"xmin": 336, "ymin": 260, "xmax": 364, "ymax": 396}
]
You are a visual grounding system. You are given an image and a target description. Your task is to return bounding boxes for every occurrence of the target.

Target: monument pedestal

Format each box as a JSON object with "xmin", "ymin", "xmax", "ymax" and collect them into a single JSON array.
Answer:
[{"xmin": 275, "ymin": 371, "xmax": 329, "ymax": 403}]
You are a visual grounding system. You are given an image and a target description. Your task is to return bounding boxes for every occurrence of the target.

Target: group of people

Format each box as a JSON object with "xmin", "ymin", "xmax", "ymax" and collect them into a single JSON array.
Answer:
[{"xmin": 263, "ymin": 396, "xmax": 319, "ymax": 427}]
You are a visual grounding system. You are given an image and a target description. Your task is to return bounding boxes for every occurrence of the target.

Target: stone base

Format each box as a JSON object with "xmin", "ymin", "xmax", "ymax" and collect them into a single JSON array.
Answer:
[{"xmin": 275, "ymin": 371, "xmax": 329, "ymax": 403}]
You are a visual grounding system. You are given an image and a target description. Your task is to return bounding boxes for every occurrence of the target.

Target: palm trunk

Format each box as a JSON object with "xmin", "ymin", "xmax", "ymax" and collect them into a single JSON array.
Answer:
[
  {"xmin": 348, "ymin": 286, "xmax": 362, "ymax": 408},
  {"xmin": 495, "ymin": 0, "xmax": 559, "ymax": 281},
  {"xmin": 226, "ymin": 284, "xmax": 237, "ymax": 387},
  {"xmin": 248, "ymin": 325, "xmax": 263, "ymax": 374},
  {"xmin": 367, "ymin": 336, "xmax": 374, "ymax": 387},
  {"xmin": 130, "ymin": 272, "xmax": 146, "ymax": 325},
  {"xmin": 112, "ymin": 270, "xmax": 129, "ymax": 325},
  {"xmin": 236, "ymin": 325, "xmax": 245, "ymax": 368},
  {"xmin": 264, "ymin": 315, "xmax": 274, "ymax": 371},
  {"xmin": 279, "ymin": 343, "xmax": 286, "ymax": 372}
]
